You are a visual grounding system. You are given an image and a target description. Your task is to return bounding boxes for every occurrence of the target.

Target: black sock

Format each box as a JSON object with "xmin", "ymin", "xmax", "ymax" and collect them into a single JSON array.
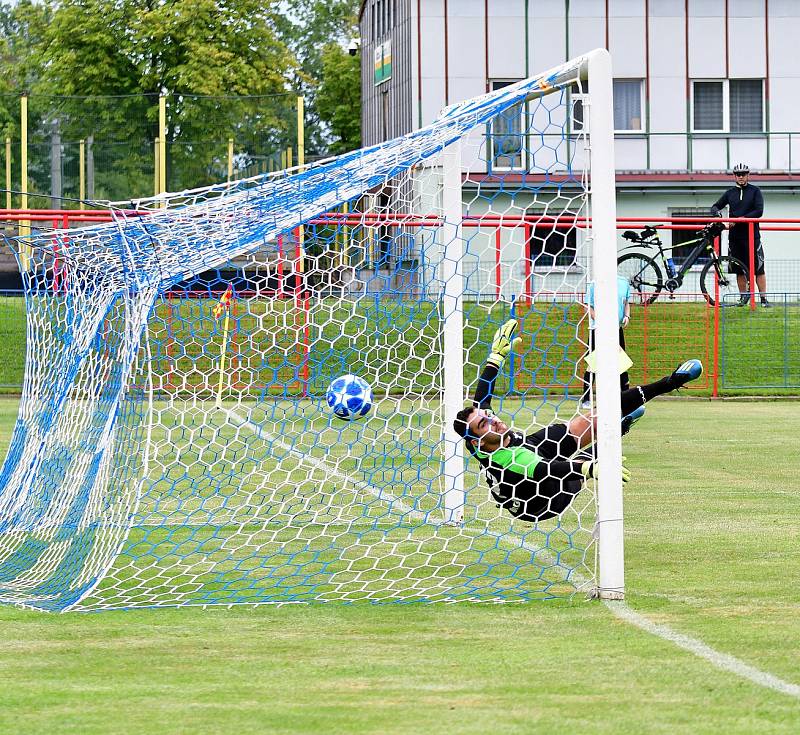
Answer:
[
  {"xmin": 620, "ymin": 375, "xmax": 676, "ymax": 415},
  {"xmin": 620, "ymin": 387, "xmax": 645, "ymax": 415}
]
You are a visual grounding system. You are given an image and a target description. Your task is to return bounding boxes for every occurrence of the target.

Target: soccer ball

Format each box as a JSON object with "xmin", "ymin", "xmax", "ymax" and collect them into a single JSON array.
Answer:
[{"xmin": 325, "ymin": 374, "xmax": 373, "ymax": 421}]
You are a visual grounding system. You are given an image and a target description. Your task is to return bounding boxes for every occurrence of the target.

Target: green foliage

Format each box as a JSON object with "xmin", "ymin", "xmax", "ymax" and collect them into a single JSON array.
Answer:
[
  {"xmin": 279, "ymin": 0, "xmax": 360, "ymax": 157},
  {"xmin": 0, "ymin": 0, "xmax": 51, "ymax": 93},
  {"xmin": 0, "ymin": 1, "xmax": 52, "ymax": 142},
  {"xmin": 0, "ymin": 0, "xmax": 364, "ymax": 198},
  {"xmin": 316, "ymin": 43, "xmax": 362, "ymax": 154},
  {"xmin": 25, "ymin": 0, "xmax": 297, "ymax": 194}
]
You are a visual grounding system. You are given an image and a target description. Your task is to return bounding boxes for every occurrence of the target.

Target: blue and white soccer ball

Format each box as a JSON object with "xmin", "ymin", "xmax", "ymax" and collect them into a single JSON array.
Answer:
[{"xmin": 325, "ymin": 374, "xmax": 373, "ymax": 421}]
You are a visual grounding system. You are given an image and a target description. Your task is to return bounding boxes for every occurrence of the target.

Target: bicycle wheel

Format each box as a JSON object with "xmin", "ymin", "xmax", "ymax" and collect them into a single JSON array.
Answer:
[
  {"xmin": 617, "ymin": 253, "xmax": 663, "ymax": 305},
  {"xmin": 700, "ymin": 256, "xmax": 749, "ymax": 306}
]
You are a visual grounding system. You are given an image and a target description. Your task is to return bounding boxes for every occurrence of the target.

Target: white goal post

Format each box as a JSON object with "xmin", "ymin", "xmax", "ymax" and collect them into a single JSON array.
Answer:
[{"xmin": 587, "ymin": 49, "xmax": 625, "ymax": 600}]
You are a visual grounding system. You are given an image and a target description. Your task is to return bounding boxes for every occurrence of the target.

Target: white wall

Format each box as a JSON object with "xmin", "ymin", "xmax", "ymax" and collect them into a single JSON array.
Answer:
[{"xmin": 409, "ymin": 0, "xmax": 800, "ymax": 174}]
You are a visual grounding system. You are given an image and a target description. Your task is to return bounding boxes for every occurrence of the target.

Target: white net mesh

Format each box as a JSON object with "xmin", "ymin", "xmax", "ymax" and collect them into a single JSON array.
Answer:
[{"xmin": 0, "ymin": 54, "xmax": 610, "ymax": 611}]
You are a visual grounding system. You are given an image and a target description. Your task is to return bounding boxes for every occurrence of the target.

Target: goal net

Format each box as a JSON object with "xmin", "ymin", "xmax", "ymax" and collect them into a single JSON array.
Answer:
[{"xmin": 0, "ymin": 49, "xmax": 623, "ymax": 612}]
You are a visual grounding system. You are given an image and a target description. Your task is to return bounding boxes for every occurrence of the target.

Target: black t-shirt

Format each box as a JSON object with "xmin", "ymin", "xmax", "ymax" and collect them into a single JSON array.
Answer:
[
  {"xmin": 465, "ymin": 364, "xmax": 584, "ymax": 522},
  {"xmin": 711, "ymin": 184, "xmax": 764, "ymax": 244}
]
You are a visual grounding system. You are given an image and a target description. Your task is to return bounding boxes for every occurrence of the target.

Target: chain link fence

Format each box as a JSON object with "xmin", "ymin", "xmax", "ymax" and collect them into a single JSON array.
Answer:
[
  {"xmin": 1, "ymin": 92, "xmax": 302, "ymax": 206},
  {"xmin": 720, "ymin": 292, "xmax": 800, "ymax": 390},
  {"xmin": 0, "ymin": 287, "xmax": 797, "ymax": 394}
]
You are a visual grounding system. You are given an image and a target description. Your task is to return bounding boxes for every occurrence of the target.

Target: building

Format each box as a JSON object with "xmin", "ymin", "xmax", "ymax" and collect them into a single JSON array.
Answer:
[{"xmin": 358, "ymin": 0, "xmax": 800, "ymax": 293}]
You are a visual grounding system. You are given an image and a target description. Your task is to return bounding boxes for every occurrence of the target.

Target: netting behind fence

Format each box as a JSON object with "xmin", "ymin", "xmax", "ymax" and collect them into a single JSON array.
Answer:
[{"xmin": 1, "ymin": 93, "xmax": 301, "ymax": 206}]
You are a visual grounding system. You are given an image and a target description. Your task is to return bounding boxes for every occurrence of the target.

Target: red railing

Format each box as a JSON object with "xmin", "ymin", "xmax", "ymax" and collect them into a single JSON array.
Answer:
[
  {"xmin": 0, "ymin": 209, "xmax": 141, "ymax": 228},
  {"xmin": 3, "ymin": 209, "xmax": 799, "ymax": 398}
]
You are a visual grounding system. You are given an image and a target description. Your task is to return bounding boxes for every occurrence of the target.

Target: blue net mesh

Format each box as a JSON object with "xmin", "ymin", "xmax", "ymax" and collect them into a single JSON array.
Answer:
[{"xmin": 0, "ymin": 56, "xmax": 602, "ymax": 611}]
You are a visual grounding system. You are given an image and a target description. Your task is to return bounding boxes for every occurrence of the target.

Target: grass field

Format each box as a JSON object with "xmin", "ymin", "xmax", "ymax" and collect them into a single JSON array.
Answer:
[{"xmin": 0, "ymin": 395, "xmax": 799, "ymax": 733}]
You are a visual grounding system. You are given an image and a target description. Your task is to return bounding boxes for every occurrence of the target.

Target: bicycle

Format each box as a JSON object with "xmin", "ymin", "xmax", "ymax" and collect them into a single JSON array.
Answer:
[{"xmin": 617, "ymin": 220, "xmax": 748, "ymax": 306}]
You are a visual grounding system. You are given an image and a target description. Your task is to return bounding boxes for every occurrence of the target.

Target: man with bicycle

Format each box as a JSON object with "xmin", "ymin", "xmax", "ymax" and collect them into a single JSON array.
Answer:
[{"xmin": 711, "ymin": 163, "xmax": 772, "ymax": 307}]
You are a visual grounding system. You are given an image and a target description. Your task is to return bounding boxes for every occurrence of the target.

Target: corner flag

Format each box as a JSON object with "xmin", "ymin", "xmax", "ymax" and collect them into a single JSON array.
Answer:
[
  {"xmin": 213, "ymin": 284, "xmax": 235, "ymax": 408},
  {"xmin": 213, "ymin": 284, "xmax": 234, "ymax": 318}
]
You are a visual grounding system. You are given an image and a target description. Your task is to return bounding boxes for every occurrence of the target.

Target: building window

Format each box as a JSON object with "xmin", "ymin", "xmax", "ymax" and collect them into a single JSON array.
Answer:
[
  {"xmin": 730, "ymin": 80, "xmax": 763, "ymax": 132},
  {"xmin": 670, "ymin": 208, "xmax": 712, "ymax": 265},
  {"xmin": 692, "ymin": 79, "xmax": 763, "ymax": 133},
  {"xmin": 488, "ymin": 80, "xmax": 523, "ymax": 170},
  {"xmin": 527, "ymin": 210, "xmax": 578, "ymax": 269},
  {"xmin": 693, "ymin": 81, "xmax": 723, "ymax": 131},
  {"xmin": 613, "ymin": 79, "xmax": 643, "ymax": 131},
  {"xmin": 371, "ymin": 0, "xmax": 394, "ymax": 39}
]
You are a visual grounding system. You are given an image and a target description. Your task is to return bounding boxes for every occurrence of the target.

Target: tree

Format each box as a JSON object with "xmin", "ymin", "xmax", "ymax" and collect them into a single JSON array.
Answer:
[
  {"xmin": 0, "ymin": 0, "xmax": 51, "ymax": 94},
  {"xmin": 316, "ymin": 43, "xmax": 361, "ymax": 155},
  {"xmin": 0, "ymin": 1, "xmax": 53, "ymax": 200},
  {"xmin": 0, "ymin": 0, "xmax": 362, "ymax": 200},
  {"xmin": 28, "ymin": 0, "xmax": 298, "ymax": 196},
  {"xmin": 279, "ymin": 0, "xmax": 360, "ymax": 157}
]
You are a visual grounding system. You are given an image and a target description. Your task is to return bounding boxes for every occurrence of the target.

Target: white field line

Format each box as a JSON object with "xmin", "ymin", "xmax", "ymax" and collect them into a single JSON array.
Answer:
[
  {"xmin": 604, "ymin": 600, "xmax": 800, "ymax": 699},
  {"xmin": 232, "ymin": 406, "xmax": 800, "ymax": 699},
  {"xmin": 225, "ymin": 408, "xmax": 425, "ymax": 521}
]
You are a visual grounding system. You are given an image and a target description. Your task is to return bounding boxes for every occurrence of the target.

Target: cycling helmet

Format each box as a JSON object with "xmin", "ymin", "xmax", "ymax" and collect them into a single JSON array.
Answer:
[{"xmin": 732, "ymin": 163, "xmax": 750, "ymax": 175}]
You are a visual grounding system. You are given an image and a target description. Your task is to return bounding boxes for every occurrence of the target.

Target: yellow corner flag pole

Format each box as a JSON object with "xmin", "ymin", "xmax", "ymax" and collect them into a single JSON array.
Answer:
[{"xmin": 214, "ymin": 284, "xmax": 234, "ymax": 408}]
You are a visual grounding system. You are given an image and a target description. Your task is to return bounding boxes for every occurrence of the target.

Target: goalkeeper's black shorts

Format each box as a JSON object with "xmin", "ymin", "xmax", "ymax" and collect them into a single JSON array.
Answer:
[{"xmin": 491, "ymin": 474, "xmax": 584, "ymax": 523}]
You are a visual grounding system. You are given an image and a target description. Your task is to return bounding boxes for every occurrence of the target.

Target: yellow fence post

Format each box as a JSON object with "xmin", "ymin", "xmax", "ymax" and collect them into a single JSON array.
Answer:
[
  {"xmin": 154, "ymin": 138, "xmax": 160, "ymax": 197},
  {"xmin": 79, "ymin": 139, "xmax": 85, "ymax": 210},
  {"xmin": 4, "ymin": 138, "xmax": 10, "ymax": 210},
  {"xmin": 296, "ymin": 96, "xmax": 305, "ymax": 282},
  {"xmin": 342, "ymin": 201, "xmax": 349, "ymax": 268},
  {"xmin": 287, "ymin": 146, "xmax": 293, "ymax": 169},
  {"xmin": 159, "ymin": 95, "xmax": 167, "ymax": 202},
  {"xmin": 227, "ymin": 137, "xmax": 234, "ymax": 184},
  {"xmin": 20, "ymin": 95, "xmax": 30, "ymax": 270},
  {"xmin": 297, "ymin": 97, "xmax": 305, "ymax": 170}
]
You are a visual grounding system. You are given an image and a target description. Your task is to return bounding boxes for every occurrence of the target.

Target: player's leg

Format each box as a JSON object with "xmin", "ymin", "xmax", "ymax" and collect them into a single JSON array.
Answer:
[
  {"xmin": 621, "ymin": 404, "xmax": 645, "ymax": 436},
  {"xmin": 566, "ymin": 405, "xmax": 641, "ymax": 449},
  {"xmin": 619, "ymin": 359, "xmax": 703, "ymax": 417},
  {"xmin": 618, "ymin": 327, "xmax": 630, "ymax": 392},
  {"xmin": 568, "ymin": 359, "xmax": 703, "ymax": 447},
  {"xmin": 580, "ymin": 329, "xmax": 595, "ymax": 408}
]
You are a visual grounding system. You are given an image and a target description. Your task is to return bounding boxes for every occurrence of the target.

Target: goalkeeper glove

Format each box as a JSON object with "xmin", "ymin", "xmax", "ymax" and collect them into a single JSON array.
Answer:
[
  {"xmin": 581, "ymin": 456, "xmax": 631, "ymax": 484},
  {"xmin": 487, "ymin": 319, "xmax": 522, "ymax": 369}
]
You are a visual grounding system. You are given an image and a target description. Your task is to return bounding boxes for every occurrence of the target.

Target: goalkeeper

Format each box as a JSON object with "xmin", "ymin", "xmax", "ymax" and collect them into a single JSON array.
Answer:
[{"xmin": 453, "ymin": 319, "xmax": 703, "ymax": 522}]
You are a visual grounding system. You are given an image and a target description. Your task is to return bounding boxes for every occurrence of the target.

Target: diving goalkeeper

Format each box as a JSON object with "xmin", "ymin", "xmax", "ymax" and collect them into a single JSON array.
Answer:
[{"xmin": 453, "ymin": 319, "xmax": 703, "ymax": 522}]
